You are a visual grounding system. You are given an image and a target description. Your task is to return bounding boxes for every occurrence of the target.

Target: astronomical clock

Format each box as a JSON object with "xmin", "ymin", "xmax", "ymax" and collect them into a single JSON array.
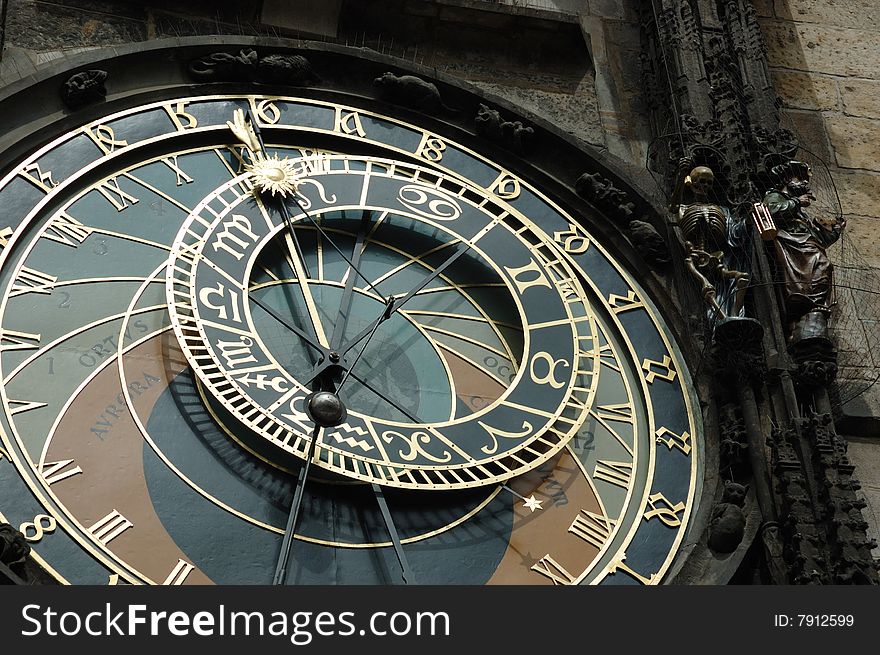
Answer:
[{"xmin": 0, "ymin": 41, "xmax": 702, "ymax": 585}]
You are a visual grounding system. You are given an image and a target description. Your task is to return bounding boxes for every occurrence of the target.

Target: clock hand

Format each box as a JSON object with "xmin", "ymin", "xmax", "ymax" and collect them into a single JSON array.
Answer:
[
  {"xmin": 335, "ymin": 234, "xmax": 479, "ymax": 362},
  {"xmin": 238, "ymin": 107, "xmax": 381, "ymax": 300},
  {"xmin": 235, "ymin": 108, "xmax": 331, "ymax": 350},
  {"xmin": 299, "ymin": 235, "xmax": 477, "ymax": 387},
  {"xmin": 273, "ymin": 421, "xmax": 321, "ymax": 585},
  {"xmin": 344, "ymin": 369, "xmax": 421, "ymax": 423},
  {"xmin": 273, "ymin": 389, "xmax": 347, "ymax": 585},
  {"xmin": 329, "ymin": 209, "xmax": 373, "ymax": 351},
  {"xmin": 372, "ymin": 483, "xmax": 416, "ymax": 584},
  {"xmin": 248, "ymin": 293, "xmax": 327, "ymax": 358}
]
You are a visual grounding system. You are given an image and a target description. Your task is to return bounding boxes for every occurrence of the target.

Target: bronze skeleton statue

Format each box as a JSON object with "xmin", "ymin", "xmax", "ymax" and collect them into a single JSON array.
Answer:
[{"xmin": 671, "ymin": 163, "xmax": 751, "ymax": 323}]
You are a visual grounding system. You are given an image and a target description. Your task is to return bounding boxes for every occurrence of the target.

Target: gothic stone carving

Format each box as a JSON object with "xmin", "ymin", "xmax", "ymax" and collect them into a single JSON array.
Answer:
[
  {"xmin": 474, "ymin": 103, "xmax": 534, "ymax": 154},
  {"xmin": 373, "ymin": 72, "xmax": 457, "ymax": 115},
  {"xmin": 60, "ymin": 70, "xmax": 107, "ymax": 110},
  {"xmin": 188, "ymin": 49, "xmax": 319, "ymax": 86}
]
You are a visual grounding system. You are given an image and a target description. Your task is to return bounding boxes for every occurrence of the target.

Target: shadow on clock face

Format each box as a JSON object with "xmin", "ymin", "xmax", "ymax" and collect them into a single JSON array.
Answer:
[{"xmin": 142, "ymin": 366, "xmax": 515, "ymax": 584}]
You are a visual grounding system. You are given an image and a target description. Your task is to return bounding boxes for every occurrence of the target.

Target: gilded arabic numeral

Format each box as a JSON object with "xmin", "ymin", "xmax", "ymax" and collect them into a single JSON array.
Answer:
[
  {"xmin": 530, "ymin": 554, "xmax": 577, "ymax": 585},
  {"xmin": 20, "ymin": 162, "xmax": 58, "ymax": 193},
  {"xmin": 199, "ymin": 282, "xmax": 243, "ymax": 323},
  {"xmin": 161, "ymin": 155, "xmax": 194, "ymax": 186},
  {"xmin": 88, "ymin": 510, "xmax": 133, "ymax": 545},
  {"xmin": 212, "ymin": 214, "xmax": 259, "ymax": 260},
  {"xmin": 41, "ymin": 459, "xmax": 83, "ymax": 486},
  {"xmin": 216, "ymin": 336, "xmax": 258, "ymax": 369},
  {"xmin": 42, "ymin": 212, "xmax": 94, "ymax": 247},
  {"xmin": 608, "ymin": 290, "xmax": 644, "ymax": 314},
  {"xmin": 655, "ymin": 427, "xmax": 692, "ymax": 456},
  {"xmin": 529, "ymin": 351, "xmax": 570, "ymax": 388},
  {"xmin": 643, "ymin": 492, "xmax": 686, "ymax": 528},
  {"xmin": 254, "ymin": 98, "xmax": 282, "ymax": 125},
  {"xmin": 162, "ymin": 559, "xmax": 195, "ymax": 585},
  {"xmin": 642, "ymin": 354, "xmax": 677, "ymax": 384},
  {"xmin": 569, "ymin": 510, "xmax": 616, "ymax": 549},
  {"xmin": 608, "ymin": 555, "xmax": 655, "ymax": 585},
  {"xmin": 8, "ymin": 398, "xmax": 49, "ymax": 415},
  {"xmin": 20, "ymin": 514, "xmax": 57, "ymax": 543},
  {"xmin": 553, "ymin": 225, "xmax": 590, "ymax": 254},
  {"xmin": 415, "ymin": 133, "xmax": 446, "ymax": 162},
  {"xmin": 97, "ymin": 177, "xmax": 139, "ymax": 211},
  {"xmin": 333, "ymin": 108, "xmax": 366, "ymax": 137},
  {"xmin": 11, "ymin": 267, "xmax": 57, "ymax": 296},
  {"xmin": 593, "ymin": 460, "xmax": 633, "ymax": 489},
  {"xmin": 164, "ymin": 101, "xmax": 199, "ymax": 131},
  {"xmin": 505, "ymin": 259, "xmax": 552, "ymax": 295},
  {"xmin": 487, "ymin": 172, "xmax": 521, "ymax": 200},
  {"xmin": 84, "ymin": 124, "xmax": 128, "ymax": 154},
  {"xmin": 0, "ymin": 328, "xmax": 41, "ymax": 352}
]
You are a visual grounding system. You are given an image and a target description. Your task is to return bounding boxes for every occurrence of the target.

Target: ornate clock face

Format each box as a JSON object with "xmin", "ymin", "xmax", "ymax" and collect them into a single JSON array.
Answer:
[{"xmin": 0, "ymin": 92, "xmax": 699, "ymax": 585}]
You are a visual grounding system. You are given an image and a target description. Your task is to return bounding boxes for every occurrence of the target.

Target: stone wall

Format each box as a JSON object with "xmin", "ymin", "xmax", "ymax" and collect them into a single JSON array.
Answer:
[
  {"xmin": 757, "ymin": 0, "xmax": 880, "ymax": 556},
  {"xmin": 758, "ymin": 0, "xmax": 880, "ymax": 267}
]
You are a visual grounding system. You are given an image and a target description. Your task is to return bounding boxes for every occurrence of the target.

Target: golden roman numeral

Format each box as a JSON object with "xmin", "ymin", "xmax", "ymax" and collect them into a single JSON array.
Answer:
[
  {"xmin": 162, "ymin": 559, "xmax": 195, "ymax": 585},
  {"xmin": 41, "ymin": 459, "xmax": 83, "ymax": 485},
  {"xmin": 593, "ymin": 460, "xmax": 633, "ymax": 488},
  {"xmin": 11, "ymin": 266, "xmax": 57, "ymax": 295},
  {"xmin": 8, "ymin": 399, "xmax": 49, "ymax": 415},
  {"xmin": 42, "ymin": 212, "xmax": 93, "ymax": 247},
  {"xmin": 161, "ymin": 156, "xmax": 194, "ymax": 186},
  {"xmin": 595, "ymin": 403, "xmax": 634, "ymax": 423},
  {"xmin": 97, "ymin": 177, "xmax": 139, "ymax": 211},
  {"xmin": 569, "ymin": 510, "xmax": 616, "ymax": 549},
  {"xmin": 531, "ymin": 554, "xmax": 577, "ymax": 585},
  {"xmin": 0, "ymin": 328, "xmax": 41, "ymax": 352},
  {"xmin": 0, "ymin": 226, "xmax": 12, "ymax": 250},
  {"xmin": 88, "ymin": 510, "xmax": 133, "ymax": 545}
]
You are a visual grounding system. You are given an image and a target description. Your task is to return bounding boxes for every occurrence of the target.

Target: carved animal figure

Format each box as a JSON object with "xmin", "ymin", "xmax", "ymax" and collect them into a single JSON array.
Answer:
[
  {"xmin": 61, "ymin": 70, "xmax": 107, "ymax": 109},
  {"xmin": 373, "ymin": 72, "xmax": 457, "ymax": 114},
  {"xmin": 708, "ymin": 481, "xmax": 748, "ymax": 553},
  {"xmin": 475, "ymin": 103, "xmax": 534, "ymax": 153},
  {"xmin": 258, "ymin": 54, "xmax": 320, "ymax": 85}
]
